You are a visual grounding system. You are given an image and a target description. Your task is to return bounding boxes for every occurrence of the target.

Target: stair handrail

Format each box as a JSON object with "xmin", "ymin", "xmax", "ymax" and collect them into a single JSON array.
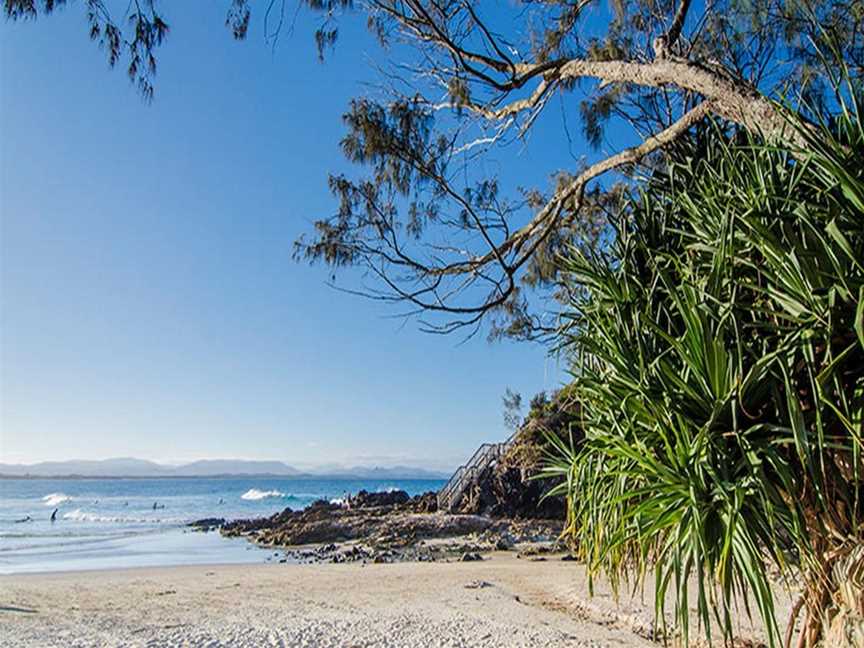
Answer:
[
  {"xmin": 439, "ymin": 443, "xmax": 494, "ymax": 502},
  {"xmin": 443, "ymin": 443, "xmax": 504, "ymax": 502},
  {"xmin": 437, "ymin": 431, "xmax": 520, "ymax": 510}
]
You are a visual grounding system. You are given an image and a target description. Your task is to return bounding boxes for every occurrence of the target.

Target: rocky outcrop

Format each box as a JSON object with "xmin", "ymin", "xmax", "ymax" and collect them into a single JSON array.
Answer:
[
  {"xmin": 453, "ymin": 464, "xmax": 565, "ymax": 519},
  {"xmin": 219, "ymin": 488, "xmax": 561, "ymax": 563},
  {"xmin": 402, "ymin": 490, "xmax": 438, "ymax": 513},
  {"xmin": 449, "ymin": 389, "xmax": 581, "ymax": 519},
  {"xmin": 221, "ymin": 490, "xmax": 445, "ymax": 546},
  {"xmin": 348, "ymin": 489, "xmax": 411, "ymax": 508},
  {"xmin": 188, "ymin": 517, "xmax": 226, "ymax": 532},
  {"xmin": 222, "ymin": 500, "xmax": 498, "ymax": 547}
]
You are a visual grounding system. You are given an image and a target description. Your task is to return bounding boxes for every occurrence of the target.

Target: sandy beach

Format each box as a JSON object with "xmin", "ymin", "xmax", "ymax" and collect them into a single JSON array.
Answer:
[{"xmin": 0, "ymin": 552, "xmax": 793, "ymax": 648}]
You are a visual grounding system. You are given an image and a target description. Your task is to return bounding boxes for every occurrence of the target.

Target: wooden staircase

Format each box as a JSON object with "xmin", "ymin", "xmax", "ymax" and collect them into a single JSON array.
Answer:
[{"xmin": 437, "ymin": 433, "xmax": 516, "ymax": 512}]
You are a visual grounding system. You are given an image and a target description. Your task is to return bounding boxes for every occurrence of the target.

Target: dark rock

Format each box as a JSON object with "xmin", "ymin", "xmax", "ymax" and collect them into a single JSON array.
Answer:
[
  {"xmin": 454, "ymin": 463, "xmax": 565, "ymax": 519},
  {"xmin": 223, "ymin": 502, "xmax": 505, "ymax": 548},
  {"xmin": 406, "ymin": 491, "xmax": 438, "ymax": 513},
  {"xmin": 517, "ymin": 543, "xmax": 554, "ymax": 557},
  {"xmin": 349, "ymin": 489, "xmax": 410, "ymax": 508},
  {"xmin": 561, "ymin": 554, "xmax": 577, "ymax": 561},
  {"xmin": 188, "ymin": 518, "xmax": 225, "ymax": 532},
  {"xmin": 221, "ymin": 507, "xmax": 294, "ymax": 536},
  {"xmin": 460, "ymin": 552, "xmax": 483, "ymax": 562},
  {"xmin": 309, "ymin": 499, "xmax": 339, "ymax": 511}
]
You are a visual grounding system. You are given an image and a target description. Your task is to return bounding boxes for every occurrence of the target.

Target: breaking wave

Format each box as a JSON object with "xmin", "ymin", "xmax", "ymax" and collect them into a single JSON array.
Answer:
[
  {"xmin": 240, "ymin": 488, "xmax": 285, "ymax": 501},
  {"xmin": 42, "ymin": 493, "xmax": 71, "ymax": 507}
]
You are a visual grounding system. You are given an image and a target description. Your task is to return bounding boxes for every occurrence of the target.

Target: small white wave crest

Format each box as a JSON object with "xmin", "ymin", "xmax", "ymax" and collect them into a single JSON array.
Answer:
[
  {"xmin": 240, "ymin": 488, "xmax": 285, "ymax": 501},
  {"xmin": 42, "ymin": 493, "xmax": 71, "ymax": 507},
  {"xmin": 61, "ymin": 509, "xmax": 182, "ymax": 524}
]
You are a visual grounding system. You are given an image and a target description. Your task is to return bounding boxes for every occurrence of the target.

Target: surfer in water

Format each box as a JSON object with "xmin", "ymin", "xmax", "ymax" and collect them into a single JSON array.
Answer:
[{"xmin": 50, "ymin": 508, "xmax": 58, "ymax": 522}]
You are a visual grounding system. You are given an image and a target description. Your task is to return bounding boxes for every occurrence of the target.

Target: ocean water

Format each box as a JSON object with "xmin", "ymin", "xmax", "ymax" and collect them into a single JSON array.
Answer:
[{"xmin": 0, "ymin": 477, "xmax": 444, "ymax": 574}]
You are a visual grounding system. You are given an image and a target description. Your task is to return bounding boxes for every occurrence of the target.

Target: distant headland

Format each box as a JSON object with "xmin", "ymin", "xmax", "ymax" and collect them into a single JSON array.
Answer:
[{"xmin": 0, "ymin": 457, "xmax": 450, "ymax": 480}]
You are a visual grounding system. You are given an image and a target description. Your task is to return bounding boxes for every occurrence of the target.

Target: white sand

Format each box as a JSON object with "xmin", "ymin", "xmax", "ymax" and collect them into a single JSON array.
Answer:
[{"xmin": 0, "ymin": 553, "xmax": 792, "ymax": 647}]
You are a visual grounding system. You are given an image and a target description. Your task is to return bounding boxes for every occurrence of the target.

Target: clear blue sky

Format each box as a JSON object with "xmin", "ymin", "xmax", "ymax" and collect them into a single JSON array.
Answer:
[{"xmin": 0, "ymin": 4, "xmax": 598, "ymax": 470}]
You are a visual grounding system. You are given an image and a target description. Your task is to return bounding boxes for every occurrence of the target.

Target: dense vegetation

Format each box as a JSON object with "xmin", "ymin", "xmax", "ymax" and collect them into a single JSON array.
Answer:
[
  {"xmin": 504, "ymin": 389, "xmax": 582, "ymax": 471},
  {"xmin": 542, "ymin": 83, "xmax": 864, "ymax": 646}
]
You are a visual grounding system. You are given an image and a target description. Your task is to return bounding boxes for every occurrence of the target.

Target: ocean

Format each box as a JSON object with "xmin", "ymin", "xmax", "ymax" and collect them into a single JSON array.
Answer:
[{"xmin": 0, "ymin": 477, "xmax": 445, "ymax": 574}]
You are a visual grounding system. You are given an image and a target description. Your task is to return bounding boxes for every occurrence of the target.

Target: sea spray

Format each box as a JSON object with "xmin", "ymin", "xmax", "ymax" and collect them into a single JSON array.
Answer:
[
  {"xmin": 240, "ymin": 489, "xmax": 285, "ymax": 501},
  {"xmin": 42, "ymin": 493, "xmax": 71, "ymax": 507}
]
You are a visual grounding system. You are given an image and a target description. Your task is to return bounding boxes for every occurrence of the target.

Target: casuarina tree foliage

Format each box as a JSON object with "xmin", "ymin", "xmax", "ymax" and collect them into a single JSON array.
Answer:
[{"xmin": 5, "ymin": 1, "xmax": 864, "ymax": 336}]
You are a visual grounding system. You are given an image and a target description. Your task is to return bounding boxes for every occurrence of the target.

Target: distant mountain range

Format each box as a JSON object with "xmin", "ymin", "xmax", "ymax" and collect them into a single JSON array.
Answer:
[{"xmin": 0, "ymin": 457, "xmax": 450, "ymax": 480}]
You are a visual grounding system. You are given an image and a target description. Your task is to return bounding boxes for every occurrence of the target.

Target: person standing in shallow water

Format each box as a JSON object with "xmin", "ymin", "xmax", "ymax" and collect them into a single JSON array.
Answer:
[{"xmin": 50, "ymin": 508, "xmax": 58, "ymax": 522}]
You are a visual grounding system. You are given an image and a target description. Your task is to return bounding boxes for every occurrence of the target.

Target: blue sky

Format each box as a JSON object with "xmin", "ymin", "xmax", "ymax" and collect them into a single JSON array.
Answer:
[{"xmin": 0, "ymin": 4, "xmax": 605, "ymax": 469}]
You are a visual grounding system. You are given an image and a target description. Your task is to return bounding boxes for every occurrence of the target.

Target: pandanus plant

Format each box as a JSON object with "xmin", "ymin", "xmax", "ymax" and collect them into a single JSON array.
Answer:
[{"xmin": 541, "ymin": 81, "xmax": 864, "ymax": 646}]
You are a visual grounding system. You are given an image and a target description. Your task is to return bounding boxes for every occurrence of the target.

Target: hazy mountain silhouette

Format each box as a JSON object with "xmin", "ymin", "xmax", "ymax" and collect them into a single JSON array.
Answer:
[{"xmin": 0, "ymin": 457, "xmax": 448, "ymax": 479}]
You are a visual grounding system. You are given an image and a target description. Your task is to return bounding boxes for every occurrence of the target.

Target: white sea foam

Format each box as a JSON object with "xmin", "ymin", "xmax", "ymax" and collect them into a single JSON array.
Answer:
[
  {"xmin": 240, "ymin": 488, "xmax": 285, "ymax": 501},
  {"xmin": 42, "ymin": 493, "xmax": 71, "ymax": 507},
  {"xmin": 61, "ymin": 509, "xmax": 183, "ymax": 524},
  {"xmin": 63, "ymin": 509, "xmax": 123, "ymax": 523}
]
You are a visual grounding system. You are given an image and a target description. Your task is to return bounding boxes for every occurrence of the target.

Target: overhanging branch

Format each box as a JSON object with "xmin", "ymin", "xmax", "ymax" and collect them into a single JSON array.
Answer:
[{"xmin": 434, "ymin": 101, "xmax": 715, "ymax": 278}]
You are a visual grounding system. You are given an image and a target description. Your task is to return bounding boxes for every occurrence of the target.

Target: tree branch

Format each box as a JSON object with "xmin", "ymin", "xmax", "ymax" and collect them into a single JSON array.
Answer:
[
  {"xmin": 653, "ymin": 0, "xmax": 693, "ymax": 58},
  {"xmin": 461, "ymin": 57, "xmax": 800, "ymax": 147},
  {"xmin": 434, "ymin": 101, "xmax": 714, "ymax": 278}
]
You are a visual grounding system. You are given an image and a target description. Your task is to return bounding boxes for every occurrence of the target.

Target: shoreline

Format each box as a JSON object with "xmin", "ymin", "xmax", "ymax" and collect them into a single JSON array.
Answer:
[
  {"xmin": 0, "ymin": 480, "xmax": 450, "ymax": 575},
  {"xmin": 0, "ymin": 526, "xmax": 273, "ymax": 576}
]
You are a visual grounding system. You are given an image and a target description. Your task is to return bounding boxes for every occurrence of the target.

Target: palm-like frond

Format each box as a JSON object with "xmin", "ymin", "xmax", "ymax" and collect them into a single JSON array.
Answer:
[{"xmin": 549, "ymin": 97, "xmax": 864, "ymax": 646}]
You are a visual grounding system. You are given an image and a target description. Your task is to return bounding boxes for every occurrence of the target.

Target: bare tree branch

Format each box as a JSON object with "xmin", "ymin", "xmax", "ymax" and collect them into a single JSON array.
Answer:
[
  {"xmin": 653, "ymin": 0, "xmax": 693, "ymax": 58},
  {"xmin": 435, "ymin": 100, "xmax": 715, "ymax": 278}
]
